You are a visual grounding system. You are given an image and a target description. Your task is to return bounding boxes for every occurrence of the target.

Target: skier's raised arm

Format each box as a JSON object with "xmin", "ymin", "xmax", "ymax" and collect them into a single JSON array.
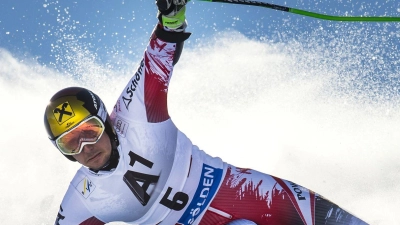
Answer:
[{"xmin": 111, "ymin": 0, "xmax": 191, "ymax": 124}]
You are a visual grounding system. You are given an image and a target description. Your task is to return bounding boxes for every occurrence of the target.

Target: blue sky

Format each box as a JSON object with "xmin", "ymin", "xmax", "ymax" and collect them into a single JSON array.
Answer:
[{"xmin": 1, "ymin": 0, "xmax": 399, "ymax": 67}]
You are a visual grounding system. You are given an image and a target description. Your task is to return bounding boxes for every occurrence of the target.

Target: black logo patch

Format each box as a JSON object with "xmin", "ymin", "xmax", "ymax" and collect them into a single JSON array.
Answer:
[{"xmin": 53, "ymin": 101, "xmax": 75, "ymax": 125}]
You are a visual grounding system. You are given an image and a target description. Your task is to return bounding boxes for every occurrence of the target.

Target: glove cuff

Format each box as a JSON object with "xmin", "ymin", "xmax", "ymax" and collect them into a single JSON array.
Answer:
[{"xmin": 153, "ymin": 24, "xmax": 191, "ymax": 43}]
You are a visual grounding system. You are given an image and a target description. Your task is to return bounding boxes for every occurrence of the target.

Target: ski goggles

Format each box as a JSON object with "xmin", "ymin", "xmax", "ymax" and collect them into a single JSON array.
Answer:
[{"xmin": 55, "ymin": 116, "xmax": 105, "ymax": 155}]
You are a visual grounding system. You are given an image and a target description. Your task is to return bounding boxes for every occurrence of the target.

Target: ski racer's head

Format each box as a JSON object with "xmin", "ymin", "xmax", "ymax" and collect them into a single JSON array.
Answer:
[{"xmin": 44, "ymin": 87, "xmax": 119, "ymax": 170}]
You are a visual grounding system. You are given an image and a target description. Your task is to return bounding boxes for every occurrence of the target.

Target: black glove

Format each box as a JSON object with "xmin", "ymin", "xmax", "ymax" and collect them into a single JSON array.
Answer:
[
  {"xmin": 156, "ymin": 0, "xmax": 189, "ymax": 31},
  {"xmin": 156, "ymin": 0, "xmax": 188, "ymax": 15}
]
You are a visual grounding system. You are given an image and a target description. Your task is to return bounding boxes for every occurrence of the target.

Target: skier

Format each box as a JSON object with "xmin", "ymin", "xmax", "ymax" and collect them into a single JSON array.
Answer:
[{"xmin": 44, "ymin": 0, "xmax": 368, "ymax": 224}]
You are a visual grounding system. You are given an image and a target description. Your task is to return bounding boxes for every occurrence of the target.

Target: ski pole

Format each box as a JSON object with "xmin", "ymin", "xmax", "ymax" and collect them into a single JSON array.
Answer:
[{"xmin": 198, "ymin": 0, "xmax": 400, "ymax": 22}]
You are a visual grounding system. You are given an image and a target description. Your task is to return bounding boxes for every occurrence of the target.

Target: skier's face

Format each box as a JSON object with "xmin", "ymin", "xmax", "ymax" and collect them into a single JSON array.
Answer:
[{"xmin": 72, "ymin": 132, "xmax": 112, "ymax": 170}]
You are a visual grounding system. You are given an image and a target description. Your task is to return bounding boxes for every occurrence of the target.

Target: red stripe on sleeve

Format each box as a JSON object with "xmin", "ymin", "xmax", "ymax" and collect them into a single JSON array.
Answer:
[{"xmin": 144, "ymin": 40, "xmax": 175, "ymax": 123}]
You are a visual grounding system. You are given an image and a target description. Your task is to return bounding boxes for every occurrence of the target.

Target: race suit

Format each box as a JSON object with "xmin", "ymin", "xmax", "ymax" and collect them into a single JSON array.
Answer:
[{"xmin": 54, "ymin": 23, "xmax": 368, "ymax": 225}]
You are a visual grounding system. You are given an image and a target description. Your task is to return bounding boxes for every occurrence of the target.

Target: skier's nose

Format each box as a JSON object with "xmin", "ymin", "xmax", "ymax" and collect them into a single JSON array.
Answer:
[{"xmin": 82, "ymin": 144, "xmax": 95, "ymax": 153}]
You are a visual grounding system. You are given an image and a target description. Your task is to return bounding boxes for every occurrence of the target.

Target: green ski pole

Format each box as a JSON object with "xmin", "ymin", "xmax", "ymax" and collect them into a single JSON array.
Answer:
[{"xmin": 198, "ymin": 0, "xmax": 400, "ymax": 22}]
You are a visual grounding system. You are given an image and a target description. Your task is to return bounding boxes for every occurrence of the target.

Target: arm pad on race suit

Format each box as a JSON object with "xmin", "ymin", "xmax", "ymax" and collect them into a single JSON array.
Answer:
[{"xmin": 152, "ymin": 25, "xmax": 191, "ymax": 66}]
